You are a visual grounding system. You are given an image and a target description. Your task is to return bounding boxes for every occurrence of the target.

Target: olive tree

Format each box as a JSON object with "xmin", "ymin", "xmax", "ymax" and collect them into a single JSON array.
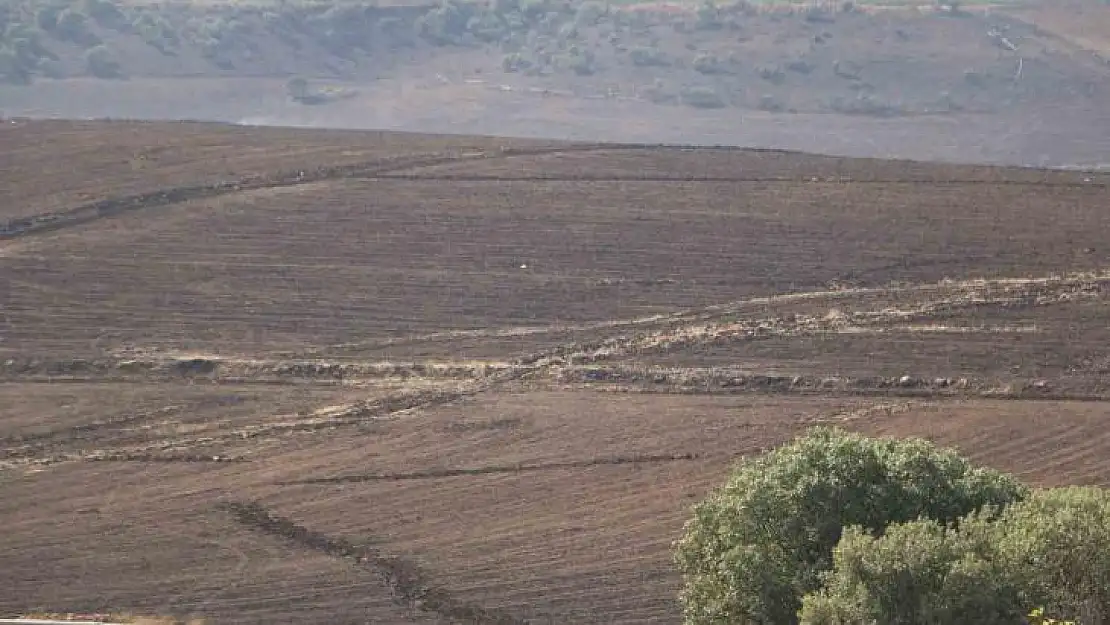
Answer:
[
  {"xmin": 994, "ymin": 487, "xmax": 1110, "ymax": 624},
  {"xmin": 673, "ymin": 427, "xmax": 1028, "ymax": 625},
  {"xmin": 799, "ymin": 515, "xmax": 1027, "ymax": 625}
]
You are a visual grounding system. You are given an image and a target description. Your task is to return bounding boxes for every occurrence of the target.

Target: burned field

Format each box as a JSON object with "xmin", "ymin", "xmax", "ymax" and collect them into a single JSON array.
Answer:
[{"xmin": 2, "ymin": 120, "xmax": 1110, "ymax": 623}]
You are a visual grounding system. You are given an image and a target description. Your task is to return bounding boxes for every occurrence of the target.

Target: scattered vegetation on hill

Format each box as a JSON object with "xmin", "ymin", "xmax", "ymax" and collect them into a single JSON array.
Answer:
[
  {"xmin": 0, "ymin": 0, "xmax": 1033, "ymax": 116},
  {"xmin": 675, "ymin": 428, "xmax": 1110, "ymax": 625}
]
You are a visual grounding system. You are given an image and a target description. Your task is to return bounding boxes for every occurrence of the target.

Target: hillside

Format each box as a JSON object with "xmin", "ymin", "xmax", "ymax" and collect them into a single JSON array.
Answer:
[
  {"xmin": 2, "ymin": 120, "xmax": 1110, "ymax": 623},
  {"xmin": 3, "ymin": 0, "xmax": 1110, "ymax": 165}
]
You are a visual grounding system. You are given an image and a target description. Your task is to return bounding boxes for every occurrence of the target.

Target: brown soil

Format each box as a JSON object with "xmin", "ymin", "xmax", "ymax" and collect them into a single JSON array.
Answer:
[{"xmin": 3, "ymin": 120, "xmax": 1110, "ymax": 623}]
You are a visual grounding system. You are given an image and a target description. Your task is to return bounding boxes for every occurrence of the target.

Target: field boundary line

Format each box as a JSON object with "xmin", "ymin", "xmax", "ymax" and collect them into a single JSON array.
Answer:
[
  {"xmin": 218, "ymin": 501, "xmax": 526, "ymax": 625},
  {"xmin": 275, "ymin": 452, "xmax": 703, "ymax": 485},
  {"xmin": 291, "ymin": 269, "xmax": 1110, "ymax": 359}
]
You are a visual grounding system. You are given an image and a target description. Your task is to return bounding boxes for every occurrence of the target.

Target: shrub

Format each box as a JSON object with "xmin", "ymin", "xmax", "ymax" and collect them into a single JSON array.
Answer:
[
  {"xmin": 573, "ymin": 1, "xmax": 605, "ymax": 28},
  {"xmin": 563, "ymin": 49, "xmax": 594, "ymax": 75},
  {"xmin": 56, "ymin": 8, "xmax": 101, "ymax": 47},
  {"xmin": 285, "ymin": 76, "xmax": 309, "ymax": 100},
  {"xmin": 795, "ymin": 487, "xmax": 1110, "ymax": 624},
  {"xmin": 501, "ymin": 51, "xmax": 530, "ymax": 72},
  {"xmin": 83, "ymin": 0, "xmax": 127, "ymax": 30},
  {"xmin": 673, "ymin": 428, "xmax": 1028, "ymax": 625},
  {"xmin": 798, "ymin": 515, "xmax": 1027, "ymax": 625},
  {"xmin": 695, "ymin": 0, "xmax": 721, "ymax": 30},
  {"xmin": 37, "ymin": 5, "xmax": 64, "ymax": 32},
  {"xmin": 630, "ymin": 46, "xmax": 668, "ymax": 67},
  {"xmin": 133, "ymin": 12, "xmax": 178, "ymax": 53},
  {"xmin": 692, "ymin": 53, "xmax": 731, "ymax": 75},
  {"xmin": 416, "ymin": 0, "xmax": 475, "ymax": 46},
  {"xmin": 804, "ymin": 6, "xmax": 835, "ymax": 24},
  {"xmin": 757, "ymin": 64, "xmax": 786, "ymax": 84},
  {"xmin": 786, "ymin": 59, "xmax": 814, "ymax": 74},
  {"xmin": 84, "ymin": 44, "xmax": 122, "ymax": 78},
  {"xmin": 757, "ymin": 93, "xmax": 784, "ymax": 112},
  {"xmin": 994, "ymin": 487, "xmax": 1110, "ymax": 623},
  {"xmin": 679, "ymin": 85, "xmax": 726, "ymax": 109},
  {"xmin": 493, "ymin": 0, "xmax": 519, "ymax": 15},
  {"xmin": 467, "ymin": 11, "xmax": 508, "ymax": 43},
  {"xmin": 0, "ymin": 45, "xmax": 33, "ymax": 84}
]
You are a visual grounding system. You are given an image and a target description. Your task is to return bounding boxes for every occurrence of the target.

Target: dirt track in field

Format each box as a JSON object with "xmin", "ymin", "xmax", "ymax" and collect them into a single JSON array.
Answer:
[{"xmin": 3, "ymin": 120, "xmax": 1110, "ymax": 624}]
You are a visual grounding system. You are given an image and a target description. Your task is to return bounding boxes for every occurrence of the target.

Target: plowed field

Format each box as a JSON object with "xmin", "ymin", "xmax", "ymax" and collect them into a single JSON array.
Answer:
[{"xmin": 2, "ymin": 120, "xmax": 1110, "ymax": 623}]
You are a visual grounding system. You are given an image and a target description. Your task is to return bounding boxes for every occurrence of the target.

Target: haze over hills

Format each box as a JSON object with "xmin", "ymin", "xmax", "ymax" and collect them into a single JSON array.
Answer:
[{"xmin": 2, "ymin": 0, "xmax": 1110, "ymax": 164}]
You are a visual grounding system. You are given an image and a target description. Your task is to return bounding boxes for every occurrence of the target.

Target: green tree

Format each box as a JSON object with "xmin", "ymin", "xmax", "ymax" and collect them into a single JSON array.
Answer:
[
  {"xmin": 0, "ymin": 46, "xmax": 32, "ymax": 84},
  {"xmin": 84, "ymin": 44, "xmax": 121, "ymax": 78},
  {"xmin": 995, "ymin": 487, "xmax": 1110, "ymax": 623},
  {"xmin": 285, "ymin": 76, "xmax": 309, "ymax": 100},
  {"xmin": 798, "ymin": 515, "xmax": 1026, "ymax": 625},
  {"xmin": 56, "ymin": 8, "xmax": 100, "ymax": 47},
  {"xmin": 83, "ymin": 0, "xmax": 126, "ymax": 30},
  {"xmin": 673, "ymin": 428, "xmax": 1028, "ymax": 625}
]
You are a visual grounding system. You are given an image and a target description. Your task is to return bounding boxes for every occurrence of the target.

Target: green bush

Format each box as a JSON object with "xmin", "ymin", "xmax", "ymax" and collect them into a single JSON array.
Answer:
[
  {"xmin": 794, "ymin": 487, "xmax": 1110, "ymax": 624},
  {"xmin": 679, "ymin": 85, "xmax": 726, "ymax": 109},
  {"xmin": 558, "ymin": 45, "xmax": 594, "ymax": 76},
  {"xmin": 995, "ymin": 487, "xmax": 1110, "ymax": 623},
  {"xmin": 84, "ymin": 43, "xmax": 122, "ymax": 78},
  {"xmin": 0, "ymin": 45, "xmax": 33, "ymax": 84},
  {"xmin": 629, "ymin": 46, "xmax": 668, "ymax": 67},
  {"xmin": 55, "ymin": 8, "xmax": 100, "ymax": 47},
  {"xmin": 692, "ymin": 53, "xmax": 731, "ymax": 75},
  {"xmin": 132, "ymin": 12, "xmax": 178, "ymax": 53},
  {"xmin": 673, "ymin": 428, "xmax": 1028, "ymax": 625},
  {"xmin": 416, "ymin": 0, "xmax": 477, "ymax": 45},
  {"xmin": 83, "ymin": 0, "xmax": 127, "ymax": 31},
  {"xmin": 573, "ymin": 1, "xmax": 605, "ymax": 28},
  {"xmin": 501, "ymin": 51, "xmax": 530, "ymax": 72},
  {"xmin": 695, "ymin": 0, "xmax": 721, "ymax": 30},
  {"xmin": 798, "ymin": 516, "xmax": 1026, "ymax": 625},
  {"xmin": 467, "ymin": 11, "xmax": 507, "ymax": 43},
  {"xmin": 758, "ymin": 64, "xmax": 786, "ymax": 84},
  {"xmin": 0, "ymin": 23, "xmax": 50, "ymax": 85},
  {"xmin": 37, "ymin": 5, "xmax": 63, "ymax": 33}
]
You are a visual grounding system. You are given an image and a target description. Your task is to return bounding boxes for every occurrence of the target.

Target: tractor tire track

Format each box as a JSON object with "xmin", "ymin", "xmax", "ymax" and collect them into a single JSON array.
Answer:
[
  {"xmin": 275, "ymin": 453, "xmax": 702, "ymax": 486},
  {"xmin": 218, "ymin": 501, "xmax": 525, "ymax": 625}
]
